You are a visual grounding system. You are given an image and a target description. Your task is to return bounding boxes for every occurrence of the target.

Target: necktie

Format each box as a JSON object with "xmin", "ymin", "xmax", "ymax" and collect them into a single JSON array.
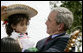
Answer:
[{"xmin": 45, "ymin": 36, "xmax": 52, "ymax": 45}]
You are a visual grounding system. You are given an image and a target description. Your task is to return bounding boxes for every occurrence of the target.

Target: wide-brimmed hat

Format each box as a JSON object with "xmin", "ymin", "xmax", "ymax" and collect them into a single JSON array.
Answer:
[{"xmin": 1, "ymin": 4, "xmax": 38, "ymax": 21}]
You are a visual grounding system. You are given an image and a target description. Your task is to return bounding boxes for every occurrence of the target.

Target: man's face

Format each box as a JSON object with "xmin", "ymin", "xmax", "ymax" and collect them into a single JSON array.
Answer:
[
  {"xmin": 12, "ymin": 19, "xmax": 29, "ymax": 33},
  {"xmin": 45, "ymin": 11, "xmax": 59, "ymax": 34}
]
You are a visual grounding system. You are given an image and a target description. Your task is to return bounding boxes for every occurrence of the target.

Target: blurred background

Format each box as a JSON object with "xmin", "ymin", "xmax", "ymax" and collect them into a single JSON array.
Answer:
[{"xmin": 1, "ymin": 1, "xmax": 82, "ymax": 52}]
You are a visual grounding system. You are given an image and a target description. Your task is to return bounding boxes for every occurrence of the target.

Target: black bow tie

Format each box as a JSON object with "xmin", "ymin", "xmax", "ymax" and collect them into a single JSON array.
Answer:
[{"xmin": 45, "ymin": 36, "xmax": 52, "ymax": 44}]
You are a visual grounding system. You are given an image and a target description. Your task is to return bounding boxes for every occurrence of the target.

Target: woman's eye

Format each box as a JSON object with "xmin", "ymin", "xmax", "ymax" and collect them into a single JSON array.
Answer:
[
  {"xmin": 20, "ymin": 24, "xmax": 23, "ymax": 26},
  {"xmin": 19, "ymin": 23, "xmax": 24, "ymax": 26}
]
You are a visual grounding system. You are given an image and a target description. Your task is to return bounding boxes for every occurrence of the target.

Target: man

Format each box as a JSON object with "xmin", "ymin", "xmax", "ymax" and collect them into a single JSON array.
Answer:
[{"xmin": 36, "ymin": 7, "xmax": 74, "ymax": 52}]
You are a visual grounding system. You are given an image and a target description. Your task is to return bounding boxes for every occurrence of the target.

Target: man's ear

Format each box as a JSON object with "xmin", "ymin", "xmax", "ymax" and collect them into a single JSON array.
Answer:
[
  {"xmin": 58, "ymin": 23, "xmax": 64, "ymax": 31},
  {"xmin": 11, "ymin": 24, "xmax": 16, "ymax": 30}
]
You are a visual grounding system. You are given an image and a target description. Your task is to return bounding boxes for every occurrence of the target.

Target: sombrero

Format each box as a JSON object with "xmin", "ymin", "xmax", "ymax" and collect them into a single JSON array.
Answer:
[{"xmin": 1, "ymin": 4, "xmax": 38, "ymax": 21}]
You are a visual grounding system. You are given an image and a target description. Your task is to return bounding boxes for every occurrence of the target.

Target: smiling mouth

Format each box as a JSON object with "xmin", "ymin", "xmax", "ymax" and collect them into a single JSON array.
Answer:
[{"xmin": 22, "ymin": 30, "xmax": 26, "ymax": 32}]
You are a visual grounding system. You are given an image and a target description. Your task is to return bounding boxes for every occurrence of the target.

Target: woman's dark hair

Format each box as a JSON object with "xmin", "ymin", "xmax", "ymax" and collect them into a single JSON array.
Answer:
[
  {"xmin": 5, "ymin": 13, "xmax": 30, "ymax": 36},
  {"xmin": 1, "ymin": 37, "xmax": 22, "ymax": 52}
]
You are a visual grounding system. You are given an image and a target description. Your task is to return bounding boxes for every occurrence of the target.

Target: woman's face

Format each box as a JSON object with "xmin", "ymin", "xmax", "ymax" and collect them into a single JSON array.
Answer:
[{"xmin": 12, "ymin": 19, "xmax": 29, "ymax": 33}]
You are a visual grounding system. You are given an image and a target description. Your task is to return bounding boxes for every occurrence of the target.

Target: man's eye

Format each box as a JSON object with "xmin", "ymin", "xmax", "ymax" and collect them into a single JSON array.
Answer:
[
  {"xmin": 27, "ymin": 22, "xmax": 29, "ymax": 25},
  {"xmin": 27, "ymin": 23, "xmax": 29, "ymax": 25}
]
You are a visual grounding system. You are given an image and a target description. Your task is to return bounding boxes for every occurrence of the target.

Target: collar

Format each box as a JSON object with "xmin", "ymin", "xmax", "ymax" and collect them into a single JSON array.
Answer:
[
  {"xmin": 51, "ymin": 32, "xmax": 66, "ymax": 39},
  {"xmin": 10, "ymin": 31, "xmax": 28, "ymax": 40}
]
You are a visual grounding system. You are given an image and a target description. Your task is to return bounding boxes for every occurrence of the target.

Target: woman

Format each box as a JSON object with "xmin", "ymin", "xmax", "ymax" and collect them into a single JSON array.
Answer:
[{"xmin": 1, "ymin": 4, "xmax": 38, "ymax": 52}]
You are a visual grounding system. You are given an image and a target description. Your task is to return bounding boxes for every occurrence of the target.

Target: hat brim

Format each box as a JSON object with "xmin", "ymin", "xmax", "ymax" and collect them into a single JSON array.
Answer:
[{"xmin": 1, "ymin": 4, "xmax": 38, "ymax": 21}]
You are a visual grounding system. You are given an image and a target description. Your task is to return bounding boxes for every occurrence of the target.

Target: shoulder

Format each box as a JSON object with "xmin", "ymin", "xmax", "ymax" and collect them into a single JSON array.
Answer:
[
  {"xmin": 56, "ymin": 33, "xmax": 70, "ymax": 42},
  {"xmin": 37, "ymin": 37, "xmax": 47, "ymax": 43},
  {"xmin": 49, "ymin": 34, "xmax": 70, "ymax": 52},
  {"xmin": 36, "ymin": 37, "xmax": 48, "ymax": 46}
]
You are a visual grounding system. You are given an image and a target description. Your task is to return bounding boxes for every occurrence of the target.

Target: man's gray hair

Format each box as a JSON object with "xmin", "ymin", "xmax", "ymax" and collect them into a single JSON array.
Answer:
[{"xmin": 52, "ymin": 7, "xmax": 74, "ymax": 31}]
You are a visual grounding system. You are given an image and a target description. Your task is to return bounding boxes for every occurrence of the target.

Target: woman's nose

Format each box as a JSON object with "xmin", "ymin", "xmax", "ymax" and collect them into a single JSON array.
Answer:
[{"xmin": 23, "ymin": 25, "xmax": 27, "ymax": 29}]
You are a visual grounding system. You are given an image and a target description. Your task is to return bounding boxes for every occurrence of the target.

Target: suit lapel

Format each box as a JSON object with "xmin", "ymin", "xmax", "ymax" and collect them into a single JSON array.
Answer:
[
  {"xmin": 40, "ymin": 34, "xmax": 67, "ymax": 51},
  {"xmin": 39, "ymin": 34, "xmax": 68, "ymax": 51},
  {"xmin": 39, "ymin": 38, "xmax": 47, "ymax": 50},
  {"xmin": 40, "ymin": 37, "xmax": 60, "ymax": 51}
]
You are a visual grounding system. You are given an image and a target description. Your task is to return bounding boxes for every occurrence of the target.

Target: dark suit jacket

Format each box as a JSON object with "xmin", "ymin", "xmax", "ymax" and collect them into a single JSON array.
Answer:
[{"xmin": 36, "ymin": 33, "xmax": 75, "ymax": 52}]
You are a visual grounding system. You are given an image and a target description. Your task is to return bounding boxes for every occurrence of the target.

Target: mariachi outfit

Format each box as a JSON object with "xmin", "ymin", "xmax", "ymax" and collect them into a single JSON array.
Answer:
[
  {"xmin": 10, "ymin": 31, "xmax": 34, "ymax": 50},
  {"xmin": 1, "ymin": 4, "xmax": 37, "ymax": 52}
]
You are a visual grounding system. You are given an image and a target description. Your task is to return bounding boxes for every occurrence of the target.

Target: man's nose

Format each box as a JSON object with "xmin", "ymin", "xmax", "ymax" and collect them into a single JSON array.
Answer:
[{"xmin": 45, "ymin": 20, "xmax": 48, "ymax": 25}]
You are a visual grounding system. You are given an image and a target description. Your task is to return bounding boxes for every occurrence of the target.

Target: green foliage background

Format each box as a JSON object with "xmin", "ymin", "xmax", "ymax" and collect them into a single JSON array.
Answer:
[{"xmin": 61, "ymin": 1, "xmax": 82, "ymax": 33}]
